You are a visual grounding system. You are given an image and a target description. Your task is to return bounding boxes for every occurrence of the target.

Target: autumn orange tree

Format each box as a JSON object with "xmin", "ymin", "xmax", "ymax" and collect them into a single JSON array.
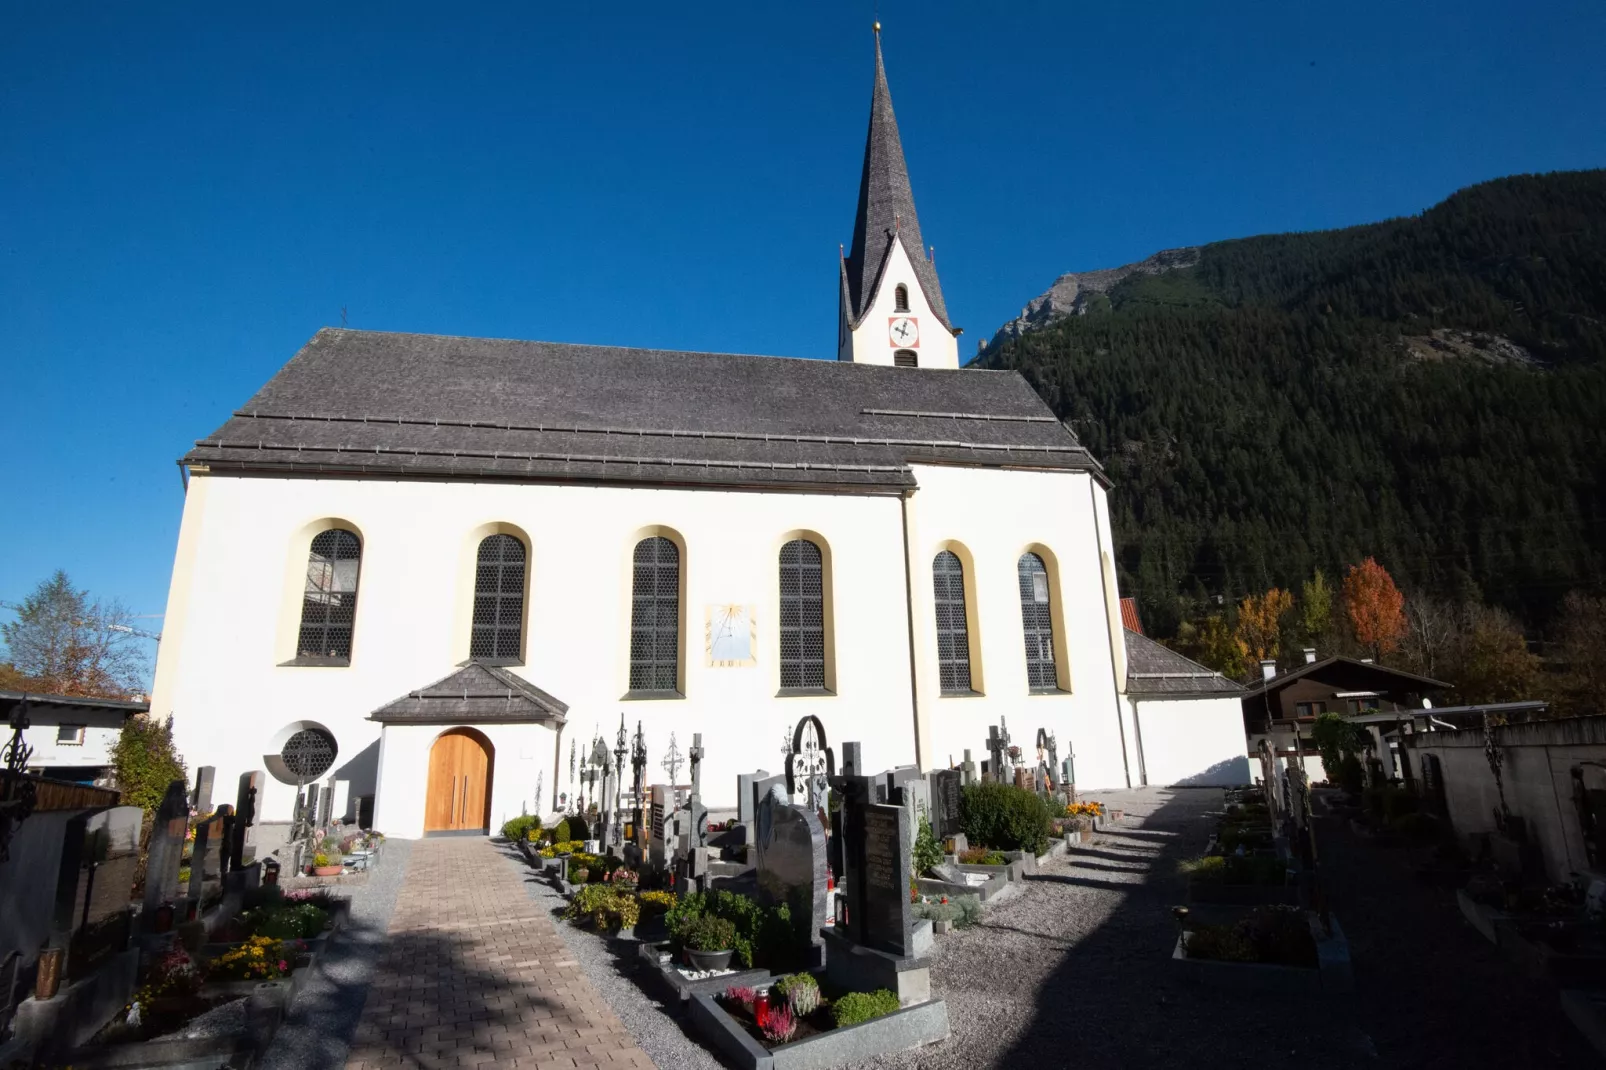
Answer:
[
  {"xmin": 1235, "ymin": 588, "xmax": 1293, "ymax": 666},
  {"xmin": 1343, "ymin": 558, "xmax": 1406, "ymax": 660}
]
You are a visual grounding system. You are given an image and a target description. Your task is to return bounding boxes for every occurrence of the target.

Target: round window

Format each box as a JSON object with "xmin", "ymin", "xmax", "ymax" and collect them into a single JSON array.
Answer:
[{"xmin": 281, "ymin": 727, "xmax": 338, "ymax": 781}]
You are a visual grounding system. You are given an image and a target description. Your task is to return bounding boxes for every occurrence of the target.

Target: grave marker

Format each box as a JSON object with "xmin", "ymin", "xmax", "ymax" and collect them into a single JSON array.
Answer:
[
  {"xmin": 755, "ymin": 790, "xmax": 828, "ymax": 961},
  {"xmin": 930, "ymin": 769, "xmax": 962, "ymax": 839},
  {"xmin": 191, "ymin": 766, "xmax": 215, "ymax": 814},
  {"xmin": 142, "ymin": 780, "xmax": 189, "ymax": 929}
]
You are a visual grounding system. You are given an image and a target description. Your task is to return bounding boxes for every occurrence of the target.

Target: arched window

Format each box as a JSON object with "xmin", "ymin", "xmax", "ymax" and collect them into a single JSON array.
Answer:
[
  {"xmin": 470, "ymin": 534, "xmax": 526, "ymax": 662},
  {"xmin": 298, "ymin": 529, "xmax": 361, "ymax": 661},
  {"xmin": 894, "ymin": 284, "xmax": 910, "ymax": 312},
  {"xmin": 1017, "ymin": 552, "xmax": 1058, "ymax": 690},
  {"xmin": 630, "ymin": 536, "xmax": 680, "ymax": 693},
  {"xmin": 779, "ymin": 539, "xmax": 826, "ymax": 690},
  {"xmin": 894, "ymin": 350, "xmax": 918, "ymax": 368},
  {"xmin": 932, "ymin": 551, "xmax": 972, "ymax": 693}
]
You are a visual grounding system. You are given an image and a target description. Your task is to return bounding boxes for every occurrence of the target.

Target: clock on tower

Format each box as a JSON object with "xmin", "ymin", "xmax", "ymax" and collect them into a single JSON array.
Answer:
[{"xmin": 887, "ymin": 316, "xmax": 920, "ymax": 348}]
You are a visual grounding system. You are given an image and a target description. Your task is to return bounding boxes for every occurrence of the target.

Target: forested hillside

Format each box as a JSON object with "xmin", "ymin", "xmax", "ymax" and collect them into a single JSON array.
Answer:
[{"xmin": 978, "ymin": 171, "xmax": 1606, "ymax": 637}]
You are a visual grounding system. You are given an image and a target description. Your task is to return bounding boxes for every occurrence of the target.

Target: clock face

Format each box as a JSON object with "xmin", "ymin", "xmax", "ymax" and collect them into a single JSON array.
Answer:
[{"xmin": 888, "ymin": 316, "xmax": 920, "ymax": 348}]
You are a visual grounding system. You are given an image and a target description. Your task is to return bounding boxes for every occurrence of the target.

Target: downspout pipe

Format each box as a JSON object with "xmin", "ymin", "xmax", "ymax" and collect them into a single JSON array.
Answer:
[{"xmin": 1089, "ymin": 478, "xmax": 1133, "ymax": 788}]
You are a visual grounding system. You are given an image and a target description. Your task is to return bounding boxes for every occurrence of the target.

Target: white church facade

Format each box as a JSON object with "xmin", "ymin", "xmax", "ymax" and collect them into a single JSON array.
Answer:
[{"xmin": 147, "ymin": 32, "xmax": 1244, "ymax": 839}]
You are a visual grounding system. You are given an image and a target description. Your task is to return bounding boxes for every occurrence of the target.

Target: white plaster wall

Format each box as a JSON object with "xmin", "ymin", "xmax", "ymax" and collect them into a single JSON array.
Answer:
[
  {"xmin": 1129, "ymin": 695, "xmax": 1252, "ymax": 786},
  {"xmin": 374, "ymin": 721, "xmax": 558, "ymax": 840},
  {"xmin": 20, "ymin": 709, "xmax": 125, "ymax": 773},
  {"xmin": 149, "ymin": 474, "xmax": 921, "ymax": 823},
  {"xmin": 905, "ymin": 464, "xmax": 1131, "ymax": 789},
  {"xmin": 840, "ymin": 236, "xmax": 960, "ymax": 369}
]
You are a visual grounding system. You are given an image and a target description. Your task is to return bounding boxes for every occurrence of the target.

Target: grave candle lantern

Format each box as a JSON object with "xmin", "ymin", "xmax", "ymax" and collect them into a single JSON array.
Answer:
[{"xmin": 754, "ymin": 991, "xmax": 770, "ymax": 1028}]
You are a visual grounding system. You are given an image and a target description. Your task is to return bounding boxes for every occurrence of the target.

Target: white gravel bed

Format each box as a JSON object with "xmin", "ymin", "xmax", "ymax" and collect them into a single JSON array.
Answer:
[
  {"xmin": 256, "ymin": 837, "xmax": 414, "ymax": 1070},
  {"xmin": 509, "ymin": 850, "xmax": 726, "ymax": 1070}
]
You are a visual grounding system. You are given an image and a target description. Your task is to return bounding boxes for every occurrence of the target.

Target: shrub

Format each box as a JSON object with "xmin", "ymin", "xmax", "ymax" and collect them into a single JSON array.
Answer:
[
  {"xmin": 565, "ymin": 884, "xmax": 639, "ymax": 930},
  {"xmin": 500, "ymin": 814, "xmax": 541, "ymax": 842},
  {"xmin": 1064, "ymin": 801, "xmax": 1104, "ymax": 818},
  {"xmin": 113, "ymin": 715, "xmax": 187, "ymax": 815},
  {"xmin": 207, "ymin": 935, "xmax": 297, "ymax": 980},
  {"xmin": 723, "ymin": 985, "xmax": 758, "ymax": 1010},
  {"xmin": 958, "ymin": 782, "xmax": 1052, "ymax": 854},
  {"xmin": 912, "ymin": 813, "xmax": 943, "ymax": 877},
  {"xmin": 773, "ymin": 972, "xmax": 820, "ymax": 1016},
  {"xmin": 550, "ymin": 819, "xmax": 572, "ymax": 844},
  {"xmin": 1183, "ymin": 853, "xmax": 1287, "ymax": 886},
  {"xmin": 681, "ymin": 914, "xmax": 737, "ymax": 952},
  {"xmin": 1337, "ymin": 754, "xmax": 1366, "ymax": 795},
  {"xmin": 958, "ymin": 847, "xmax": 1006, "ymax": 866},
  {"xmin": 638, "ymin": 890, "xmax": 676, "ymax": 915},
  {"xmin": 830, "ymin": 989, "xmax": 900, "ymax": 1027},
  {"xmin": 668, "ymin": 890, "xmax": 805, "ymax": 969}
]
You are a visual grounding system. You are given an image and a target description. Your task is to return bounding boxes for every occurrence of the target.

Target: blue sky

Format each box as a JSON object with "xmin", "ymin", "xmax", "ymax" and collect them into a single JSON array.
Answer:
[{"xmin": 3, "ymin": 1, "xmax": 1604, "ymax": 674}]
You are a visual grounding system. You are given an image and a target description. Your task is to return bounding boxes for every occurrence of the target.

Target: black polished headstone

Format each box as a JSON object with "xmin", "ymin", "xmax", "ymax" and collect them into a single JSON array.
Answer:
[
  {"xmin": 755, "ymin": 793, "xmax": 828, "ymax": 956},
  {"xmin": 930, "ymin": 769, "xmax": 962, "ymax": 839},
  {"xmin": 143, "ymin": 780, "xmax": 190, "ymax": 926},
  {"xmin": 859, "ymin": 803, "xmax": 913, "ymax": 957}
]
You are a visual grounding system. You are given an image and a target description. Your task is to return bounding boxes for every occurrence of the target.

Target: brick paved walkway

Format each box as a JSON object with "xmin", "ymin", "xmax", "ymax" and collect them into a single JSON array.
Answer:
[{"xmin": 344, "ymin": 838, "xmax": 655, "ymax": 1070}]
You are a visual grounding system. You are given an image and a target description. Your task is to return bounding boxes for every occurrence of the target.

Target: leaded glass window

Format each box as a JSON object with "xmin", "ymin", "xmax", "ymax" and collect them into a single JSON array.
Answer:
[
  {"xmin": 779, "ymin": 539, "xmax": 825, "ymax": 690},
  {"xmin": 629, "ymin": 537, "xmax": 680, "ymax": 693},
  {"xmin": 298, "ymin": 529, "xmax": 361, "ymax": 660},
  {"xmin": 932, "ymin": 551, "xmax": 972, "ymax": 693},
  {"xmin": 470, "ymin": 534, "xmax": 526, "ymax": 661},
  {"xmin": 1017, "ymin": 552, "xmax": 1057, "ymax": 690}
]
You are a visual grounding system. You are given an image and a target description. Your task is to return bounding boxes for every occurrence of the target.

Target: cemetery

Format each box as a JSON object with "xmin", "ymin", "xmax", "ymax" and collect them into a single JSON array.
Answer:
[{"xmin": 0, "ymin": 697, "xmax": 382, "ymax": 1069}]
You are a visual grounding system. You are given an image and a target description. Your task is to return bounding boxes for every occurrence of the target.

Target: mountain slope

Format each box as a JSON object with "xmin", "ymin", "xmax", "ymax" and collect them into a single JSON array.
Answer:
[{"xmin": 977, "ymin": 170, "xmax": 1606, "ymax": 635}]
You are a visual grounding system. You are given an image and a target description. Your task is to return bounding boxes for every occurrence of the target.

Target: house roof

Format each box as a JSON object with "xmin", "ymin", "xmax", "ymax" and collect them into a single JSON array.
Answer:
[
  {"xmin": 182, "ymin": 329, "xmax": 1099, "ymax": 491},
  {"xmin": 1240, "ymin": 656, "xmax": 1448, "ymax": 701},
  {"xmin": 1123, "ymin": 629, "xmax": 1245, "ymax": 697},
  {"xmin": 0, "ymin": 690, "xmax": 149, "ymax": 717},
  {"xmin": 1120, "ymin": 597, "xmax": 1144, "ymax": 635},
  {"xmin": 842, "ymin": 33, "xmax": 951, "ymax": 331},
  {"xmin": 369, "ymin": 663, "xmax": 568, "ymax": 725}
]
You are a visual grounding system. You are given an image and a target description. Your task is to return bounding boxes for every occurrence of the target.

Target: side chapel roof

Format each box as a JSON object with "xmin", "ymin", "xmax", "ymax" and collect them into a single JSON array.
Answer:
[{"xmin": 369, "ymin": 663, "xmax": 568, "ymax": 724}]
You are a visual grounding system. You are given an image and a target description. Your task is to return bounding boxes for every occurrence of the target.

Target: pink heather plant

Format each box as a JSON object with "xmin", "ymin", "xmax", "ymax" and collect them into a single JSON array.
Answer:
[
  {"xmin": 761, "ymin": 1004, "xmax": 797, "ymax": 1044},
  {"xmin": 724, "ymin": 985, "xmax": 758, "ymax": 1009}
]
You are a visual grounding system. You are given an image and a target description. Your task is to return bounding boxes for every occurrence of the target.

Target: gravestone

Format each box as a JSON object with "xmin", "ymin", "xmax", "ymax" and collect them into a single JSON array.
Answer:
[
  {"xmin": 737, "ymin": 769, "xmax": 771, "ymax": 845},
  {"xmin": 961, "ymin": 750, "xmax": 977, "ymax": 787},
  {"xmin": 143, "ymin": 780, "xmax": 190, "ymax": 928},
  {"xmin": 229, "ymin": 771, "xmax": 264, "ymax": 869},
  {"xmin": 930, "ymin": 769, "xmax": 962, "ymax": 839},
  {"xmin": 191, "ymin": 766, "xmax": 216, "ymax": 814},
  {"xmin": 1014, "ymin": 768, "xmax": 1035, "ymax": 793},
  {"xmin": 649, "ymin": 785, "xmax": 669, "ymax": 868},
  {"xmin": 187, "ymin": 812, "xmax": 224, "ymax": 902},
  {"xmin": 755, "ymin": 791, "xmax": 829, "ymax": 960},
  {"xmin": 931, "ymin": 861, "xmax": 965, "ymax": 885},
  {"xmin": 316, "ymin": 782, "xmax": 334, "ymax": 828},
  {"xmin": 859, "ymin": 803, "xmax": 913, "ymax": 957}
]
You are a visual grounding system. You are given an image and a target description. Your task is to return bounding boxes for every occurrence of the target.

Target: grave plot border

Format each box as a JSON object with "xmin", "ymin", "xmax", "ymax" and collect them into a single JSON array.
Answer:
[
  {"xmin": 635, "ymin": 941, "xmax": 773, "ymax": 1003},
  {"xmin": 915, "ymin": 866, "xmax": 1013, "ymax": 903},
  {"xmin": 1170, "ymin": 913, "xmax": 1352, "ymax": 995},
  {"xmin": 688, "ymin": 992, "xmax": 949, "ymax": 1070}
]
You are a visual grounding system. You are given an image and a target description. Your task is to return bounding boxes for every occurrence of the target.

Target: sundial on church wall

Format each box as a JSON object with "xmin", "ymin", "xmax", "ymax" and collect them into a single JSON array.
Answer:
[{"xmin": 705, "ymin": 604, "xmax": 757, "ymax": 667}]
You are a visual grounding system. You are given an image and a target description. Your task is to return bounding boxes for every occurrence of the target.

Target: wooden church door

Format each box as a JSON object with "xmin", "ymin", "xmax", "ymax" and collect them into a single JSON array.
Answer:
[{"xmin": 425, "ymin": 729, "xmax": 492, "ymax": 832}]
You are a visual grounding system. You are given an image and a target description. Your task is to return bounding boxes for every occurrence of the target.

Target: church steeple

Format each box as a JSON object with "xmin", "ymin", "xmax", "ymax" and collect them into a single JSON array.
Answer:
[{"xmin": 838, "ymin": 26, "xmax": 959, "ymax": 369}]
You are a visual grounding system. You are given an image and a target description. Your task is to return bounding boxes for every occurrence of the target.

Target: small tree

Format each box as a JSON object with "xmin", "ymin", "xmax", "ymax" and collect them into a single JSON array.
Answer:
[
  {"xmin": 1452, "ymin": 605, "xmax": 1539, "ymax": 705},
  {"xmin": 1299, "ymin": 570, "xmax": 1334, "ymax": 649},
  {"xmin": 1343, "ymin": 558, "xmax": 1406, "ymax": 660},
  {"xmin": 113, "ymin": 714, "xmax": 187, "ymax": 814},
  {"xmin": 1235, "ymin": 588, "xmax": 1293, "ymax": 665},
  {"xmin": 1310, "ymin": 711, "xmax": 1367, "ymax": 794},
  {"xmin": 1554, "ymin": 592, "xmax": 1606, "ymax": 716},
  {"xmin": 1, "ymin": 570, "xmax": 149, "ymax": 698},
  {"xmin": 1173, "ymin": 614, "xmax": 1246, "ymax": 680}
]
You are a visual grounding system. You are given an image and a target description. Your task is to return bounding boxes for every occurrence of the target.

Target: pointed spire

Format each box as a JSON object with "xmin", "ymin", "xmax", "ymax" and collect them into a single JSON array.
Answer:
[{"xmin": 843, "ymin": 27, "xmax": 951, "ymax": 329}]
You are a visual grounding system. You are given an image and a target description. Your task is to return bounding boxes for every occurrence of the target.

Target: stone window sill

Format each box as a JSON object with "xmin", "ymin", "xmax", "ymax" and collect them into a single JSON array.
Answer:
[
  {"xmin": 775, "ymin": 687, "xmax": 835, "ymax": 698},
  {"xmin": 940, "ymin": 689, "xmax": 986, "ymax": 698},
  {"xmin": 622, "ymin": 690, "xmax": 684, "ymax": 701},
  {"xmin": 462, "ymin": 657, "xmax": 524, "ymax": 668},
  {"xmin": 1028, "ymin": 687, "xmax": 1071, "ymax": 696},
  {"xmin": 280, "ymin": 656, "xmax": 352, "ymax": 668}
]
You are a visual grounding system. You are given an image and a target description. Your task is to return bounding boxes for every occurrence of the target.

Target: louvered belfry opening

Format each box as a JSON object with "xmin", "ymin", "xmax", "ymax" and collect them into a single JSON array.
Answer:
[
  {"xmin": 470, "ymin": 534, "xmax": 526, "ymax": 662},
  {"xmin": 932, "ymin": 550, "xmax": 971, "ymax": 693},
  {"xmin": 779, "ymin": 539, "xmax": 826, "ymax": 689},
  {"xmin": 630, "ymin": 536, "xmax": 680, "ymax": 693},
  {"xmin": 1017, "ymin": 552, "xmax": 1058, "ymax": 690},
  {"xmin": 298, "ymin": 528, "xmax": 361, "ymax": 660},
  {"xmin": 894, "ymin": 350, "xmax": 918, "ymax": 367},
  {"xmin": 894, "ymin": 284, "xmax": 910, "ymax": 312}
]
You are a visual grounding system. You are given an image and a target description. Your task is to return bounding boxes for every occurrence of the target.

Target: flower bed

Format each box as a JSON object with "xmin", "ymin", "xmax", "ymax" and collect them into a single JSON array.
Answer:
[
  {"xmin": 1182, "ymin": 854, "xmax": 1299, "ymax": 906},
  {"xmin": 689, "ymin": 976, "xmax": 948, "ymax": 1070},
  {"xmin": 1172, "ymin": 908, "xmax": 1351, "ymax": 994},
  {"xmin": 636, "ymin": 941, "xmax": 772, "ymax": 1004}
]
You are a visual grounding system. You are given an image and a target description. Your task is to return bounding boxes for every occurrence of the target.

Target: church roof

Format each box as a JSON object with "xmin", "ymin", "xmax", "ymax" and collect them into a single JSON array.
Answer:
[
  {"xmin": 369, "ymin": 662, "xmax": 568, "ymax": 724},
  {"xmin": 842, "ymin": 33, "xmax": 950, "ymax": 331},
  {"xmin": 184, "ymin": 328, "xmax": 1100, "ymax": 491},
  {"xmin": 1124, "ymin": 629, "xmax": 1246, "ymax": 698}
]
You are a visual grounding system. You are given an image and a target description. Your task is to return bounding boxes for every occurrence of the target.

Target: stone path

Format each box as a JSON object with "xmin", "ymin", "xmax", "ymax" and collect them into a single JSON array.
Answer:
[{"xmin": 344, "ymin": 838, "xmax": 654, "ymax": 1070}]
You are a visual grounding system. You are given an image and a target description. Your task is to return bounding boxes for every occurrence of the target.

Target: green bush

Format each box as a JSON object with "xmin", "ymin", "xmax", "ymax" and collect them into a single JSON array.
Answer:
[
  {"xmin": 912, "ymin": 894, "xmax": 983, "ymax": 927},
  {"xmin": 958, "ymin": 847, "xmax": 1006, "ymax": 866},
  {"xmin": 112, "ymin": 715, "xmax": 187, "ymax": 815},
  {"xmin": 500, "ymin": 814, "xmax": 541, "ymax": 842},
  {"xmin": 1337, "ymin": 754, "xmax": 1366, "ymax": 795},
  {"xmin": 681, "ymin": 915, "xmax": 737, "ymax": 952},
  {"xmin": 564, "ymin": 884, "xmax": 639, "ymax": 930},
  {"xmin": 1181, "ymin": 854, "xmax": 1288, "ymax": 886},
  {"xmin": 958, "ymin": 782, "xmax": 1052, "ymax": 855},
  {"xmin": 666, "ymin": 890, "xmax": 804, "ymax": 969},
  {"xmin": 831, "ymin": 989, "xmax": 900, "ymax": 1027},
  {"xmin": 912, "ymin": 813, "xmax": 943, "ymax": 877},
  {"xmin": 773, "ymin": 972, "xmax": 820, "ymax": 1016}
]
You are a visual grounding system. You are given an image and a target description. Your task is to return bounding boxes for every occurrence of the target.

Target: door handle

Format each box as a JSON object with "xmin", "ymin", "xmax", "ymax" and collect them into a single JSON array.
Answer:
[
  {"xmin": 450, "ymin": 775, "xmax": 458, "ymax": 823},
  {"xmin": 461, "ymin": 777, "xmax": 470, "ymax": 827}
]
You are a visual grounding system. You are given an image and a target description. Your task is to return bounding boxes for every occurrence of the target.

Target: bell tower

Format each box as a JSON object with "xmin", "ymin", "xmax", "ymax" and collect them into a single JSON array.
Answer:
[{"xmin": 837, "ymin": 25, "xmax": 961, "ymax": 369}]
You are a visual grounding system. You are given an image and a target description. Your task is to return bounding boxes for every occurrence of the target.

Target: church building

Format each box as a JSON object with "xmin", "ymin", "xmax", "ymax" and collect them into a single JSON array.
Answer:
[{"xmin": 147, "ymin": 31, "xmax": 1234, "ymax": 839}]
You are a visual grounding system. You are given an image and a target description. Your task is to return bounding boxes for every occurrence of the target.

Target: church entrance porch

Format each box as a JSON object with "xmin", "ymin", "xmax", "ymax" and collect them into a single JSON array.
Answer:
[{"xmin": 424, "ymin": 727, "xmax": 493, "ymax": 833}]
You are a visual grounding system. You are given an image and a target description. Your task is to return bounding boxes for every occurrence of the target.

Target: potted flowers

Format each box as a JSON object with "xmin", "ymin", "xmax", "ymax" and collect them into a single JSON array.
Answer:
[
  {"xmin": 310, "ymin": 852, "xmax": 343, "ymax": 877},
  {"xmin": 680, "ymin": 915, "xmax": 738, "ymax": 972}
]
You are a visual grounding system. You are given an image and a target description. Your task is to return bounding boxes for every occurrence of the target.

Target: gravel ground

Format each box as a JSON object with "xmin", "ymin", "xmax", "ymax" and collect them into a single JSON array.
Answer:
[
  {"xmin": 256, "ymin": 837, "xmax": 413, "ymax": 1070},
  {"xmin": 506, "ymin": 847, "xmax": 726, "ymax": 1070}
]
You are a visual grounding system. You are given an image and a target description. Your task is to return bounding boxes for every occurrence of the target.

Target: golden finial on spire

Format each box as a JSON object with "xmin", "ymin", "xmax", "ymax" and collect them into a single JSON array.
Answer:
[{"xmin": 873, "ymin": 20, "xmax": 881, "ymax": 33}]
